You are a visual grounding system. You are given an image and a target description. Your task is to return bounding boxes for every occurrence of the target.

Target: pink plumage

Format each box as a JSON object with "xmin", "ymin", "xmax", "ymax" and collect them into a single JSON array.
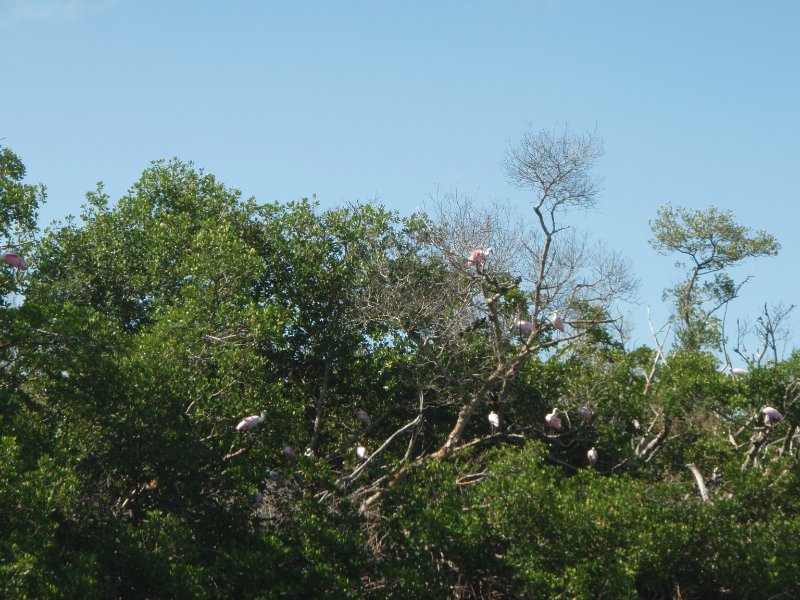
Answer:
[
  {"xmin": 236, "ymin": 411, "xmax": 265, "ymax": 431},
  {"xmin": 578, "ymin": 406, "xmax": 593, "ymax": 422},
  {"xmin": 514, "ymin": 319, "xmax": 535, "ymax": 334},
  {"xmin": 355, "ymin": 409, "xmax": 370, "ymax": 423},
  {"xmin": 2, "ymin": 252, "xmax": 27, "ymax": 269},
  {"xmin": 762, "ymin": 406, "xmax": 783, "ymax": 424},
  {"xmin": 545, "ymin": 409, "xmax": 562, "ymax": 430},
  {"xmin": 466, "ymin": 249, "xmax": 486, "ymax": 267},
  {"xmin": 550, "ymin": 312, "xmax": 565, "ymax": 333}
]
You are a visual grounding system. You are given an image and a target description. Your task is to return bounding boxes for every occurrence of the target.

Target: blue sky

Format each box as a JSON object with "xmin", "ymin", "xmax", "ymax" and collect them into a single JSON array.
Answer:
[{"xmin": 3, "ymin": 0, "xmax": 799, "ymax": 352}]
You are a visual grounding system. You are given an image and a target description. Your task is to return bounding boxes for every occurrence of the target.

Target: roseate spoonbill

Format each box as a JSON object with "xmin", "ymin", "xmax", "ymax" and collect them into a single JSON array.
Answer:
[
  {"xmin": 578, "ymin": 406, "xmax": 593, "ymax": 422},
  {"xmin": 356, "ymin": 445, "xmax": 367, "ymax": 459},
  {"xmin": 550, "ymin": 312, "xmax": 565, "ymax": 333},
  {"xmin": 2, "ymin": 252, "xmax": 27, "ymax": 269},
  {"xmin": 488, "ymin": 411, "xmax": 500, "ymax": 433},
  {"xmin": 236, "ymin": 411, "xmax": 266, "ymax": 432},
  {"xmin": 587, "ymin": 447, "xmax": 598, "ymax": 467},
  {"xmin": 283, "ymin": 444, "xmax": 297, "ymax": 462},
  {"xmin": 731, "ymin": 367, "xmax": 748, "ymax": 376},
  {"xmin": 466, "ymin": 247, "xmax": 492, "ymax": 267},
  {"xmin": 761, "ymin": 406, "xmax": 783, "ymax": 424},
  {"xmin": 545, "ymin": 408, "xmax": 562, "ymax": 430},
  {"xmin": 355, "ymin": 409, "xmax": 370, "ymax": 423},
  {"xmin": 514, "ymin": 319, "xmax": 535, "ymax": 334}
]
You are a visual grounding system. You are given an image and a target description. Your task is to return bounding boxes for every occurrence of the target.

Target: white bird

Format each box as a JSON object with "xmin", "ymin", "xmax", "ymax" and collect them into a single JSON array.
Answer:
[
  {"xmin": 550, "ymin": 312, "xmax": 565, "ymax": 333},
  {"xmin": 731, "ymin": 367, "xmax": 748, "ymax": 376},
  {"xmin": 488, "ymin": 411, "xmax": 500, "ymax": 433},
  {"xmin": 236, "ymin": 411, "xmax": 266, "ymax": 432},
  {"xmin": 761, "ymin": 406, "xmax": 783, "ymax": 425},
  {"xmin": 545, "ymin": 408, "xmax": 562, "ymax": 430},
  {"xmin": 356, "ymin": 445, "xmax": 367, "ymax": 459},
  {"xmin": 587, "ymin": 447, "xmax": 598, "ymax": 467}
]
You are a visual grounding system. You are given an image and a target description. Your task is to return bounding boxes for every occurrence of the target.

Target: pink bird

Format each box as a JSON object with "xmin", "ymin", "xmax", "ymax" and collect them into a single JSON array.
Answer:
[
  {"xmin": 731, "ymin": 367, "xmax": 748, "ymax": 376},
  {"xmin": 578, "ymin": 406, "xmax": 593, "ymax": 422},
  {"xmin": 761, "ymin": 406, "xmax": 783, "ymax": 425},
  {"xmin": 356, "ymin": 445, "xmax": 367, "ymax": 459},
  {"xmin": 488, "ymin": 411, "xmax": 500, "ymax": 432},
  {"xmin": 545, "ymin": 408, "xmax": 562, "ymax": 430},
  {"xmin": 587, "ymin": 447, "xmax": 598, "ymax": 467},
  {"xmin": 2, "ymin": 252, "xmax": 27, "ymax": 270},
  {"xmin": 550, "ymin": 312, "xmax": 565, "ymax": 333},
  {"xmin": 236, "ymin": 411, "xmax": 266, "ymax": 432},
  {"xmin": 466, "ymin": 247, "xmax": 492, "ymax": 267},
  {"xmin": 355, "ymin": 409, "xmax": 370, "ymax": 423},
  {"xmin": 514, "ymin": 319, "xmax": 535, "ymax": 334},
  {"xmin": 283, "ymin": 444, "xmax": 297, "ymax": 462}
]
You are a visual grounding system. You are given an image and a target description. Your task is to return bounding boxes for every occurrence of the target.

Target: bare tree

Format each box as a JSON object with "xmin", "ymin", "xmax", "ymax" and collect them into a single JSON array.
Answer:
[
  {"xmin": 735, "ymin": 302, "xmax": 795, "ymax": 366},
  {"xmin": 351, "ymin": 126, "xmax": 637, "ymax": 509}
]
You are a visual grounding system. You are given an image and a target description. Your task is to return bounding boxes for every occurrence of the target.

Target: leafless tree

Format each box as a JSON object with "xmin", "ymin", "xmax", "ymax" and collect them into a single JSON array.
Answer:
[
  {"xmin": 735, "ymin": 302, "xmax": 795, "ymax": 366},
  {"xmin": 349, "ymin": 126, "xmax": 637, "ymax": 509}
]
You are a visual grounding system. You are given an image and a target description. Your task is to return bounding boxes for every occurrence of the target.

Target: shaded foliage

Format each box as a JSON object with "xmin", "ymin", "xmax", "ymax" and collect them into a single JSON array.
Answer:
[{"xmin": 1, "ymin": 147, "xmax": 798, "ymax": 598}]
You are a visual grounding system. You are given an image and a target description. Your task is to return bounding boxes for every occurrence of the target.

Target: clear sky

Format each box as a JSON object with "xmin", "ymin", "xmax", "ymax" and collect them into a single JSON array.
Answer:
[{"xmin": 3, "ymin": 0, "xmax": 799, "ymax": 353}]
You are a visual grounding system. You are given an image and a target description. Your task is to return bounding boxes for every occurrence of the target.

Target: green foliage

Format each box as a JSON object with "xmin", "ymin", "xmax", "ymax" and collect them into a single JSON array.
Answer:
[
  {"xmin": 650, "ymin": 204, "xmax": 779, "ymax": 351},
  {"xmin": 0, "ymin": 146, "xmax": 42, "ymax": 274},
  {"xmin": 2, "ymin": 148, "xmax": 798, "ymax": 598}
]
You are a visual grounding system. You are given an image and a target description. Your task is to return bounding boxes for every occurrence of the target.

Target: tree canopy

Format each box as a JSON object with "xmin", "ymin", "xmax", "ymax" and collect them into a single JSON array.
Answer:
[
  {"xmin": 650, "ymin": 204, "xmax": 780, "ymax": 352},
  {"xmin": 1, "ymin": 141, "xmax": 799, "ymax": 598}
]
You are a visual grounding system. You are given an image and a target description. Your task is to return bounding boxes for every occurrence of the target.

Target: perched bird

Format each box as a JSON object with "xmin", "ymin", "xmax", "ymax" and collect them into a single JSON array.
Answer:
[
  {"xmin": 466, "ymin": 247, "xmax": 492, "ymax": 267},
  {"xmin": 2, "ymin": 252, "xmax": 27, "ymax": 269},
  {"xmin": 356, "ymin": 445, "xmax": 367, "ymax": 459},
  {"xmin": 253, "ymin": 492, "xmax": 264, "ymax": 505},
  {"xmin": 514, "ymin": 319, "xmax": 535, "ymax": 334},
  {"xmin": 545, "ymin": 408, "xmax": 562, "ymax": 430},
  {"xmin": 761, "ymin": 406, "xmax": 783, "ymax": 425},
  {"xmin": 587, "ymin": 447, "xmax": 598, "ymax": 467},
  {"xmin": 550, "ymin": 312, "xmax": 565, "ymax": 333},
  {"xmin": 578, "ymin": 406, "xmax": 593, "ymax": 422},
  {"xmin": 731, "ymin": 367, "xmax": 748, "ymax": 376},
  {"xmin": 283, "ymin": 444, "xmax": 297, "ymax": 462},
  {"xmin": 355, "ymin": 409, "xmax": 370, "ymax": 423},
  {"xmin": 236, "ymin": 411, "xmax": 266, "ymax": 432},
  {"xmin": 488, "ymin": 411, "xmax": 500, "ymax": 433}
]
